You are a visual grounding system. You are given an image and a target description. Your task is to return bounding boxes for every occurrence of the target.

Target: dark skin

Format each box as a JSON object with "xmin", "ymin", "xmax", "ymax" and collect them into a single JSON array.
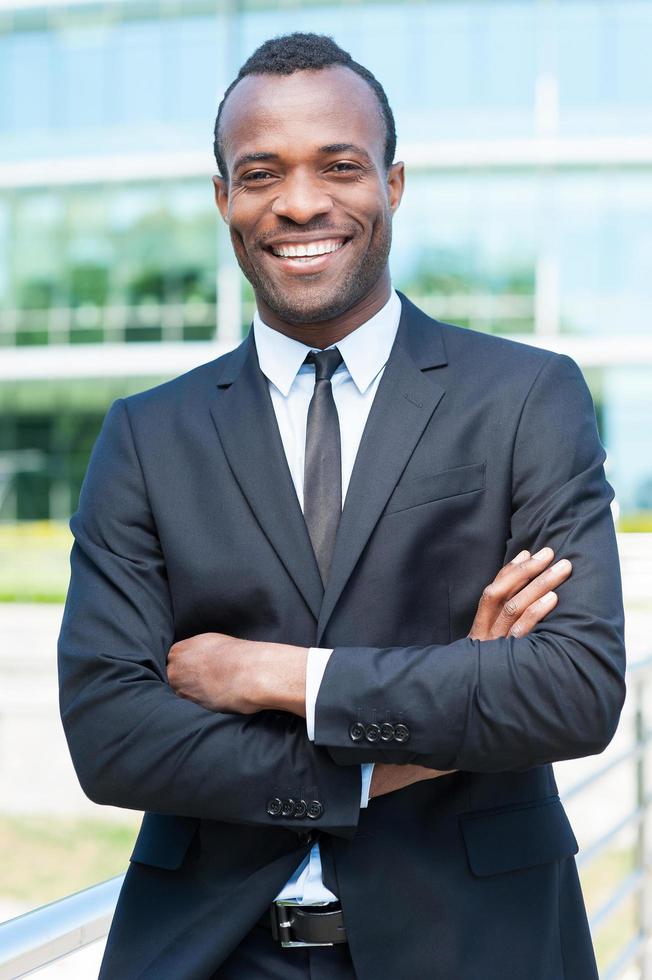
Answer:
[
  {"xmin": 212, "ymin": 66, "xmax": 404, "ymax": 346},
  {"xmin": 168, "ymin": 67, "xmax": 573, "ymax": 798}
]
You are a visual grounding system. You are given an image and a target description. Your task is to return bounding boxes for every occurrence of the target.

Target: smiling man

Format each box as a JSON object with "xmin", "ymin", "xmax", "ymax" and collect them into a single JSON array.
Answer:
[
  {"xmin": 58, "ymin": 32, "xmax": 625, "ymax": 980},
  {"xmin": 212, "ymin": 53, "xmax": 399, "ymax": 337}
]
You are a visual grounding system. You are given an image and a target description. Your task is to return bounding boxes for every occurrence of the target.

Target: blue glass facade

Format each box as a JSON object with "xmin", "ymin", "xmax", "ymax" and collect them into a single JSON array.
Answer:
[
  {"xmin": 0, "ymin": 0, "xmax": 650, "ymax": 522},
  {"xmin": 2, "ymin": 1, "xmax": 651, "ymax": 159}
]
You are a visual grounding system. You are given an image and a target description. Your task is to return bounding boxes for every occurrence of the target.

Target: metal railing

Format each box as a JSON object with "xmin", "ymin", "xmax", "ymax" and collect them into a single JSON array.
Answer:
[
  {"xmin": 1, "ymin": 657, "xmax": 651, "ymax": 979},
  {"xmin": 0, "ymin": 876, "xmax": 123, "ymax": 979},
  {"xmin": 568, "ymin": 654, "xmax": 652, "ymax": 980}
]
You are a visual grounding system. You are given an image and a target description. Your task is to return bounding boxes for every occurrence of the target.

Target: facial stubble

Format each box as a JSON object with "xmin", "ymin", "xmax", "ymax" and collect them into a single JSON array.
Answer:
[{"xmin": 229, "ymin": 208, "xmax": 393, "ymax": 326}]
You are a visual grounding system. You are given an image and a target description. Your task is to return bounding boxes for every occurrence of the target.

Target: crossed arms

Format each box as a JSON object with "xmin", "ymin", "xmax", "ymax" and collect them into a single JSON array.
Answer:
[
  {"xmin": 57, "ymin": 352, "xmax": 626, "ymax": 836},
  {"xmin": 166, "ymin": 546, "xmax": 576, "ymax": 799}
]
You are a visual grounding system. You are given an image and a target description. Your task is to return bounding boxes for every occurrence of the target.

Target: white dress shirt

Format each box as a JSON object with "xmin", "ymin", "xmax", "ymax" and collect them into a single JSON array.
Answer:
[{"xmin": 253, "ymin": 287, "xmax": 402, "ymax": 904}]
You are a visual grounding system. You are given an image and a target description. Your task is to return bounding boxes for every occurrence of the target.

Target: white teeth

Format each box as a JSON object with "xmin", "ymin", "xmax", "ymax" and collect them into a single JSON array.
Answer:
[{"xmin": 271, "ymin": 239, "xmax": 345, "ymax": 259}]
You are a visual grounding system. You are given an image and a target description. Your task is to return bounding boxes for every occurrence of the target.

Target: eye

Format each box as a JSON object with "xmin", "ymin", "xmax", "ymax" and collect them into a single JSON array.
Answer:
[
  {"xmin": 329, "ymin": 162, "xmax": 361, "ymax": 174},
  {"xmin": 242, "ymin": 170, "xmax": 275, "ymax": 182}
]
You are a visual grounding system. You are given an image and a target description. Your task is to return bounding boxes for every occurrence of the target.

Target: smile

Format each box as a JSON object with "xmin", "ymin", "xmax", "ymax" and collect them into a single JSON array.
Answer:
[{"xmin": 268, "ymin": 237, "xmax": 348, "ymax": 260}]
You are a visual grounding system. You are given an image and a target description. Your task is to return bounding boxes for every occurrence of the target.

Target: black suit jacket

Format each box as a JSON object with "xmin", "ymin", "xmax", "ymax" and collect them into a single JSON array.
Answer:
[{"xmin": 57, "ymin": 292, "xmax": 625, "ymax": 980}]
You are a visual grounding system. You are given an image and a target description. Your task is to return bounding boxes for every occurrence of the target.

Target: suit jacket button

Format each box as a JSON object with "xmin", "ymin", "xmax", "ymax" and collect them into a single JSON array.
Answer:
[
  {"xmin": 365, "ymin": 723, "xmax": 381, "ymax": 743},
  {"xmin": 293, "ymin": 799, "xmax": 308, "ymax": 818},
  {"xmin": 307, "ymin": 800, "xmax": 323, "ymax": 820},
  {"xmin": 267, "ymin": 797, "xmax": 283, "ymax": 817},
  {"xmin": 349, "ymin": 722, "xmax": 366, "ymax": 742},
  {"xmin": 394, "ymin": 723, "xmax": 410, "ymax": 743},
  {"xmin": 281, "ymin": 798, "xmax": 296, "ymax": 817},
  {"xmin": 380, "ymin": 722, "xmax": 395, "ymax": 742}
]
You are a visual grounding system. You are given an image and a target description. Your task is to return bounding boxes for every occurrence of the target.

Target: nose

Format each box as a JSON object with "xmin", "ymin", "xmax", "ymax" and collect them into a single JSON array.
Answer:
[{"xmin": 271, "ymin": 171, "xmax": 333, "ymax": 224}]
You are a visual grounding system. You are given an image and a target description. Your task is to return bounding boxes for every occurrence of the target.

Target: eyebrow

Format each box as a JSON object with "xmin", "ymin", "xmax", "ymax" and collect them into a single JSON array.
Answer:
[
  {"xmin": 232, "ymin": 151, "xmax": 280, "ymax": 173},
  {"xmin": 232, "ymin": 144, "xmax": 374, "ymax": 173},
  {"xmin": 319, "ymin": 143, "xmax": 373, "ymax": 164}
]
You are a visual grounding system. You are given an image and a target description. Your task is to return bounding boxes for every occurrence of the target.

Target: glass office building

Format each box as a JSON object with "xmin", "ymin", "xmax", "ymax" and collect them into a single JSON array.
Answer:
[{"xmin": 0, "ymin": 0, "xmax": 650, "ymax": 523}]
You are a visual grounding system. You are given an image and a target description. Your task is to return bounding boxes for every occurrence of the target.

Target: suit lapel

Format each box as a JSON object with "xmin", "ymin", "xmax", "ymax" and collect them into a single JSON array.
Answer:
[
  {"xmin": 316, "ymin": 293, "xmax": 448, "ymax": 642},
  {"xmin": 208, "ymin": 294, "xmax": 448, "ymax": 634},
  {"xmin": 209, "ymin": 330, "xmax": 324, "ymax": 621}
]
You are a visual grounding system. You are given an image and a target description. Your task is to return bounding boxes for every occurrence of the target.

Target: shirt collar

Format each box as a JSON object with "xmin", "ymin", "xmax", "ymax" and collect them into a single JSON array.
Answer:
[{"xmin": 252, "ymin": 289, "xmax": 402, "ymax": 397}]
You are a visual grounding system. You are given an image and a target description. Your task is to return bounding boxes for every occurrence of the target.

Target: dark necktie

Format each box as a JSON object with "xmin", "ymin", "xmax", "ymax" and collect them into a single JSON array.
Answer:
[{"xmin": 303, "ymin": 348, "xmax": 343, "ymax": 586}]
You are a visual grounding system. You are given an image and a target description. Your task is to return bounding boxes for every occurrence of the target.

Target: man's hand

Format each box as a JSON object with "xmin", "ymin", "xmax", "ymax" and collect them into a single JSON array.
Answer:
[
  {"xmin": 370, "ymin": 545, "xmax": 572, "ymax": 799},
  {"xmin": 369, "ymin": 763, "xmax": 457, "ymax": 799},
  {"xmin": 467, "ymin": 546, "xmax": 571, "ymax": 641},
  {"xmin": 167, "ymin": 633, "xmax": 308, "ymax": 716}
]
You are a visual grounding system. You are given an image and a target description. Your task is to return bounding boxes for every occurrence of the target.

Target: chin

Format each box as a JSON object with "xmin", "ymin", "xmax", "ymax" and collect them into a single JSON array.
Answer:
[
  {"xmin": 260, "ymin": 278, "xmax": 363, "ymax": 325},
  {"xmin": 273, "ymin": 297, "xmax": 349, "ymax": 325}
]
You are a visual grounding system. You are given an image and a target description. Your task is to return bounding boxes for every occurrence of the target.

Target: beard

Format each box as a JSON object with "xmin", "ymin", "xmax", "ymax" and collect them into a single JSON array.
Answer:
[{"xmin": 230, "ymin": 212, "xmax": 393, "ymax": 325}]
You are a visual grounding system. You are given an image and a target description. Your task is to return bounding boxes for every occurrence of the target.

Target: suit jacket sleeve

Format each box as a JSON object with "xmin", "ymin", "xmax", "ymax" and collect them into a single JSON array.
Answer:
[
  {"xmin": 313, "ymin": 352, "xmax": 626, "ymax": 771},
  {"xmin": 57, "ymin": 397, "xmax": 362, "ymax": 837}
]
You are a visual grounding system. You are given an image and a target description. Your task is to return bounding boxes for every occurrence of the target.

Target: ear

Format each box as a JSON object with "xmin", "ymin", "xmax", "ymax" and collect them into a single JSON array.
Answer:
[
  {"xmin": 212, "ymin": 174, "xmax": 229, "ymax": 223},
  {"xmin": 386, "ymin": 161, "xmax": 405, "ymax": 214}
]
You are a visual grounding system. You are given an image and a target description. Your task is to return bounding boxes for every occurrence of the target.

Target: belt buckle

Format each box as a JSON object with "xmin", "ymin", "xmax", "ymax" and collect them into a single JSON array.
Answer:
[{"xmin": 270, "ymin": 900, "xmax": 336, "ymax": 948}]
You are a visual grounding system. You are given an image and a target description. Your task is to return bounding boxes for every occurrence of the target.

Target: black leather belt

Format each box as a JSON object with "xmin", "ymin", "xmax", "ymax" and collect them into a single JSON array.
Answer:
[{"xmin": 259, "ymin": 902, "xmax": 348, "ymax": 947}]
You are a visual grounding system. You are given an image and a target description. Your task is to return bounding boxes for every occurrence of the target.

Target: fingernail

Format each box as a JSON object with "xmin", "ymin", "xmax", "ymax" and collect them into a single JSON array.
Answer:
[
  {"xmin": 511, "ymin": 550, "xmax": 530, "ymax": 563},
  {"xmin": 553, "ymin": 558, "xmax": 572, "ymax": 570},
  {"xmin": 541, "ymin": 591, "xmax": 557, "ymax": 604},
  {"xmin": 532, "ymin": 547, "xmax": 552, "ymax": 560}
]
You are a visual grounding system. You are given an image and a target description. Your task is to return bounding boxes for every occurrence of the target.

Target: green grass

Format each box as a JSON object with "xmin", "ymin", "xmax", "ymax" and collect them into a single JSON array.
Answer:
[
  {"xmin": 581, "ymin": 845, "xmax": 638, "ymax": 972},
  {"xmin": 619, "ymin": 512, "xmax": 652, "ymax": 532},
  {"xmin": 0, "ymin": 814, "xmax": 140, "ymax": 911},
  {"xmin": 0, "ymin": 522, "xmax": 72, "ymax": 602}
]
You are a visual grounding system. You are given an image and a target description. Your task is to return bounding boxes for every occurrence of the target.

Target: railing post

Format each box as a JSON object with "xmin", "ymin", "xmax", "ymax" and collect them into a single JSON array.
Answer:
[{"xmin": 636, "ymin": 675, "xmax": 651, "ymax": 978}]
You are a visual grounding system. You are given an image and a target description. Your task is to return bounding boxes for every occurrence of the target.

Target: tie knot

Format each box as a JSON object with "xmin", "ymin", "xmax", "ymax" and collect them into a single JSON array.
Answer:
[{"xmin": 305, "ymin": 347, "xmax": 343, "ymax": 383}]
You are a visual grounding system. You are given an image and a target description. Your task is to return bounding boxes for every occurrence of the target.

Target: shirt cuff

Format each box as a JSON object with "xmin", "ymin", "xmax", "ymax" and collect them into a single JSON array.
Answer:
[
  {"xmin": 360, "ymin": 764, "xmax": 374, "ymax": 808},
  {"xmin": 305, "ymin": 647, "xmax": 333, "ymax": 741}
]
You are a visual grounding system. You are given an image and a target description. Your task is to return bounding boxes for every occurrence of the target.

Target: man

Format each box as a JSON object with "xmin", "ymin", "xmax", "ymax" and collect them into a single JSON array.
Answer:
[{"xmin": 57, "ymin": 32, "xmax": 625, "ymax": 980}]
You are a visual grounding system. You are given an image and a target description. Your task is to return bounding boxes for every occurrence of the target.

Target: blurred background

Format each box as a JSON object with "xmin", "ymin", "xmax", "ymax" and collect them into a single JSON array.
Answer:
[{"xmin": 0, "ymin": 0, "xmax": 650, "ymax": 976}]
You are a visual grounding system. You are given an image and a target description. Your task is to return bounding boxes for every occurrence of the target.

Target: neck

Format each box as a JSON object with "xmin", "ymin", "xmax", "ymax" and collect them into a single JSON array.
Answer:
[{"xmin": 256, "ymin": 270, "xmax": 392, "ymax": 349}]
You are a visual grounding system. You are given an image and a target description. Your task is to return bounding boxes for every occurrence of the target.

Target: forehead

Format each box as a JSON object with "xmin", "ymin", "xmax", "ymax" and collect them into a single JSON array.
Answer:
[{"xmin": 220, "ymin": 65, "xmax": 386, "ymax": 168}]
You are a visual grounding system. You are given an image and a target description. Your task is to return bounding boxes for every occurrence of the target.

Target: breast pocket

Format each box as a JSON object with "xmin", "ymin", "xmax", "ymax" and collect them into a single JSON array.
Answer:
[
  {"xmin": 384, "ymin": 460, "xmax": 487, "ymax": 516},
  {"xmin": 459, "ymin": 795, "xmax": 578, "ymax": 877}
]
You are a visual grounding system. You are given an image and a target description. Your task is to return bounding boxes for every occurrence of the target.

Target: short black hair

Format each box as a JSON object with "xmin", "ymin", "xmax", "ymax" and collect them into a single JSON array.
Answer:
[{"xmin": 213, "ymin": 32, "xmax": 396, "ymax": 179}]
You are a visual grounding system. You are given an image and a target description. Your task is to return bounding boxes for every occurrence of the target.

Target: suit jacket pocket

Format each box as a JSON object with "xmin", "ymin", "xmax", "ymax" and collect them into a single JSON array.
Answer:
[
  {"xmin": 459, "ymin": 795, "xmax": 578, "ymax": 876},
  {"xmin": 129, "ymin": 812, "xmax": 199, "ymax": 870},
  {"xmin": 384, "ymin": 460, "xmax": 486, "ymax": 516}
]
